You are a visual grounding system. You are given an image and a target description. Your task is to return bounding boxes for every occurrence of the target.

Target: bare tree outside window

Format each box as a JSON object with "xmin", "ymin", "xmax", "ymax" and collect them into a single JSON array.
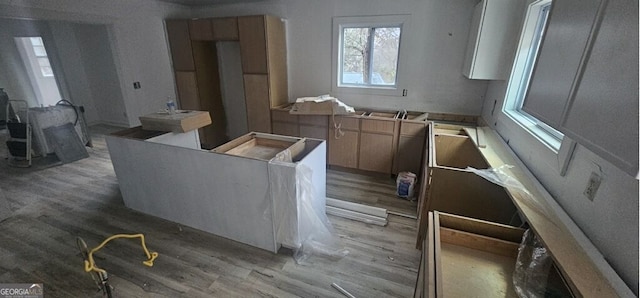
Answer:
[{"xmin": 341, "ymin": 26, "xmax": 400, "ymax": 86}]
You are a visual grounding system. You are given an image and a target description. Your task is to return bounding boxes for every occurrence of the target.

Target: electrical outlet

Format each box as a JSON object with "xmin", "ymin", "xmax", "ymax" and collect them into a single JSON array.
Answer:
[{"xmin": 583, "ymin": 172, "xmax": 602, "ymax": 201}]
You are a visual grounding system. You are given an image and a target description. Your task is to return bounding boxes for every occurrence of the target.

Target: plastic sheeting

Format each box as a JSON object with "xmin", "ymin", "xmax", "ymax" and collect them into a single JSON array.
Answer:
[
  {"xmin": 465, "ymin": 165, "xmax": 554, "ymax": 221},
  {"xmin": 513, "ymin": 229, "xmax": 552, "ymax": 298},
  {"xmin": 269, "ymin": 149, "xmax": 348, "ymax": 264}
]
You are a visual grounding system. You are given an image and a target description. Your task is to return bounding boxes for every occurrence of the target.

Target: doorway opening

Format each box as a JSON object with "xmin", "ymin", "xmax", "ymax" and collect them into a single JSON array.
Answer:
[{"xmin": 14, "ymin": 36, "xmax": 62, "ymax": 106}]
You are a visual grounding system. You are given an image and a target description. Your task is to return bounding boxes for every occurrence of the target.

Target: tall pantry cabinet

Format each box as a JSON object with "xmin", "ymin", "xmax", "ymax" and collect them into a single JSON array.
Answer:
[{"xmin": 165, "ymin": 15, "xmax": 288, "ymax": 147}]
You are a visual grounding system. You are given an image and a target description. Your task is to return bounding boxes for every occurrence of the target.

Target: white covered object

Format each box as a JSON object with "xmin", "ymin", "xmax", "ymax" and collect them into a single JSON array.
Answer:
[{"xmin": 290, "ymin": 94, "xmax": 355, "ymax": 115}]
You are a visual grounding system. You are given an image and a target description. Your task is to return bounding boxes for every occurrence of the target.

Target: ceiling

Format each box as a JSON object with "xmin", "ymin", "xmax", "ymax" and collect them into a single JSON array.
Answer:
[{"xmin": 157, "ymin": 0, "xmax": 265, "ymax": 6}]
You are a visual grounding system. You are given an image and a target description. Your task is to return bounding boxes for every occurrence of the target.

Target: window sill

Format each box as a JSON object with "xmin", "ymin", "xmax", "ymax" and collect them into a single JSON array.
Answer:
[
  {"xmin": 503, "ymin": 110, "xmax": 561, "ymax": 153},
  {"xmin": 332, "ymin": 85, "xmax": 403, "ymax": 97}
]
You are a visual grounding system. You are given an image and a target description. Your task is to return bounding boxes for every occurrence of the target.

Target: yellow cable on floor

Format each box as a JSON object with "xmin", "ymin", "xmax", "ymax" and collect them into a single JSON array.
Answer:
[{"xmin": 83, "ymin": 234, "xmax": 159, "ymax": 274}]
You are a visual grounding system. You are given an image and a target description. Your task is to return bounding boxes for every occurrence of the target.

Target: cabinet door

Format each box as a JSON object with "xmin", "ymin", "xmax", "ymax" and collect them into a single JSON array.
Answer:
[
  {"xmin": 395, "ymin": 135, "xmax": 425, "ymax": 175},
  {"xmin": 243, "ymin": 74, "xmax": 271, "ymax": 133},
  {"xmin": 165, "ymin": 20, "xmax": 195, "ymax": 71},
  {"xmin": 265, "ymin": 15, "xmax": 288, "ymax": 107},
  {"xmin": 328, "ymin": 130, "xmax": 359, "ymax": 168},
  {"xmin": 174, "ymin": 71, "xmax": 199, "ymax": 110},
  {"xmin": 522, "ymin": 0, "xmax": 601, "ymax": 127},
  {"xmin": 561, "ymin": 0, "xmax": 638, "ymax": 175},
  {"xmin": 272, "ymin": 122, "xmax": 299, "ymax": 137},
  {"xmin": 212, "ymin": 17, "xmax": 239, "ymax": 41},
  {"xmin": 238, "ymin": 16, "xmax": 268, "ymax": 74},
  {"xmin": 359, "ymin": 132, "xmax": 394, "ymax": 173},
  {"xmin": 462, "ymin": 0, "xmax": 524, "ymax": 80},
  {"xmin": 189, "ymin": 19, "xmax": 213, "ymax": 40}
]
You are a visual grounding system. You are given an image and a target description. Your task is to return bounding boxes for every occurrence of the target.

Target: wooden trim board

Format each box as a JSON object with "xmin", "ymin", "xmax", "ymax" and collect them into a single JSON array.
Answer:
[
  {"xmin": 326, "ymin": 197, "xmax": 388, "ymax": 218},
  {"xmin": 325, "ymin": 206, "xmax": 388, "ymax": 226}
]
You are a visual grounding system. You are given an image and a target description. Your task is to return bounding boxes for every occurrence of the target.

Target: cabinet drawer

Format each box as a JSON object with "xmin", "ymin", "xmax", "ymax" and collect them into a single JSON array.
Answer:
[
  {"xmin": 361, "ymin": 118, "xmax": 396, "ymax": 134},
  {"xmin": 299, "ymin": 115, "xmax": 328, "ymax": 127},
  {"xmin": 271, "ymin": 109, "xmax": 298, "ymax": 123},
  {"xmin": 300, "ymin": 125, "xmax": 327, "ymax": 140},
  {"xmin": 400, "ymin": 121, "xmax": 426, "ymax": 136},
  {"xmin": 333, "ymin": 116, "xmax": 359, "ymax": 130}
]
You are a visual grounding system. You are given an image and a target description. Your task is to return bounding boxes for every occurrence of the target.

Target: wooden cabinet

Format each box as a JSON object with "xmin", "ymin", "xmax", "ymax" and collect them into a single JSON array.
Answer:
[
  {"xmin": 299, "ymin": 115, "xmax": 328, "ymax": 140},
  {"xmin": 165, "ymin": 20, "xmax": 195, "ymax": 71},
  {"xmin": 416, "ymin": 123, "xmax": 518, "ymax": 247},
  {"xmin": 188, "ymin": 19, "xmax": 213, "ymax": 41},
  {"xmin": 358, "ymin": 118, "xmax": 397, "ymax": 173},
  {"xmin": 244, "ymin": 74, "xmax": 271, "ymax": 133},
  {"xmin": 328, "ymin": 116, "xmax": 360, "ymax": 169},
  {"xmin": 414, "ymin": 211, "xmax": 572, "ymax": 297},
  {"xmin": 238, "ymin": 15, "xmax": 268, "ymax": 74},
  {"xmin": 414, "ymin": 125, "xmax": 633, "ymax": 297},
  {"xmin": 394, "ymin": 121, "xmax": 427, "ymax": 174},
  {"xmin": 166, "ymin": 14, "xmax": 287, "ymax": 141},
  {"xmin": 174, "ymin": 71, "xmax": 199, "ymax": 110},
  {"xmin": 212, "ymin": 17, "xmax": 239, "ymax": 41},
  {"xmin": 462, "ymin": 0, "xmax": 524, "ymax": 80},
  {"xmin": 271, "ymin": 109, "xmax": 298, "ymax": 136}
]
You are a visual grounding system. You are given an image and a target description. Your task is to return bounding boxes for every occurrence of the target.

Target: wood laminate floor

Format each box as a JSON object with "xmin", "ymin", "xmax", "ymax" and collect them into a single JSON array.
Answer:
[
  {"xmin": 0, "ymin": 125, "xmax": 420, "ymax": 297},
  {"xmin": 326, "ymin": 169, "xmax": 418, "ymax": 217}
]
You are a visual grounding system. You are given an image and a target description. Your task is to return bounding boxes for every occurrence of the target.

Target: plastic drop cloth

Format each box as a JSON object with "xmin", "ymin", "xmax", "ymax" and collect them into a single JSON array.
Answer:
[
  {"xmin": 513, "ymin": 229, "xmax": 552, "ymax": 298},
  {"xmin": 465, "ymin": 165, "xmax": 553, "ymax": 221},
  {"xmin": 268, "ymin": 149, "xmax": 348, "ymax": 264}
]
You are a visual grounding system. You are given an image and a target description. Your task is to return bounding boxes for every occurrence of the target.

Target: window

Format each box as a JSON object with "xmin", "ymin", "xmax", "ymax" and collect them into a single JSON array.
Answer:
[
  {"xmin": 332, "ymin": 15, "xmax": 409, "ymax": 96},
  {"xmin": 502, "ymin": 0, "xmax": 564, "ymax": 151},
  {"xmin": 29, "ymin": 37, "xmax": 53, "ymax": 77}
]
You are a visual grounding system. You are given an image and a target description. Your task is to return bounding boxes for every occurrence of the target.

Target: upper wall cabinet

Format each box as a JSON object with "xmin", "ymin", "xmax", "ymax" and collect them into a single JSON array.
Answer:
[
  {"xmin": 462, "ymin": 0, "xmax": 525, "ymax": 80},
  {"xmin": 166, "ymin": 15, "xmax": 288, "ymax": 136},
  {"xmin": 212, "ymin": 17, "xmax": 239, "ymax": 41},
  {"xmin": 523, "ymin": 0, "xmax": 601, "ymax": 127},
  {"xmin": 189, "ymin": 19, "xmax": 214, "ymax": 41},
  {"xmin": 238, "ymin": 16, "xmax": 268, "ymax": 74},
  {"xmin": 166, "ymin": 20, "xmax": 195, "ymax": 71},
  {"xmin": 525, "ymin": 0, "xmax": 638, "ymax": 176}
]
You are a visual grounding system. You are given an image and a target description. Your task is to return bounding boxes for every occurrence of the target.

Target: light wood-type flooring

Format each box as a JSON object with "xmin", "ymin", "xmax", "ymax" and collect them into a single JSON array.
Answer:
[{"xmin": 0, "ymin": 125, "xmax": 420, "ymax": 297}]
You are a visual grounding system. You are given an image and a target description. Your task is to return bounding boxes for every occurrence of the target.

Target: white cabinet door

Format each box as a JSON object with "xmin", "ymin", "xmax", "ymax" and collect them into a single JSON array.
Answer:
[
  {"xmin": 462, "ymin": 0, "xmax": 525, "ymax": 80},
  {"xmin": 561, "ymin": 0, "xmax": 639, "ymax": 175}
]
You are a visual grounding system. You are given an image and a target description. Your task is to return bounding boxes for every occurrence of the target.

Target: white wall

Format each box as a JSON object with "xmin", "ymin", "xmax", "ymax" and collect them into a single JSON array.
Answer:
[
  {"xmin": 0, "ymin": 19, "xmax": 50, "ymax": 108},
  {"xmin": 73, "ymin": 24, "xmax": 128, "ymax": 126},
  {"xmin": 481, "ymin": 53, "xmax": 639, "ymax": 296},
  {"xmin": 0, "ymin": 0, "xmax": 191, "ymax": 126},
  {"xmin": 48, "ymin": 22, "xmax": 100, "ymax": 123},
  {"xmin": 192, "ymin": 0, "xmax": 489, "ymax": 115}
]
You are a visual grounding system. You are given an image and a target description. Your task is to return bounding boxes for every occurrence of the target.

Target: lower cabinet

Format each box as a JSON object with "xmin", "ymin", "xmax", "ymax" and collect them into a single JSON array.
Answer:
[
  {"xmin": 414, "ymin": 211, "xmax": 572, "ymax": 297},
  {"xmin": 358, "ymin": 132, "xmax": 394, "ymax": 173},
  {"xmin": 328, "ymin": 130, "xmax": 359, "ymax": 168},
  {"xmin": 299, "ymin": 115, "xmax": 328, "ymax": 140},
  {"xmin": 358, "ymin": 118, "xmax": 397, "ymax": 173},
  {"xmin": 394, "ymin": 121, "xmax": 427, "ymax": 175},
  {"xmin": 271, "ymin": 109, "xmax": 298, "ymax": 136}
]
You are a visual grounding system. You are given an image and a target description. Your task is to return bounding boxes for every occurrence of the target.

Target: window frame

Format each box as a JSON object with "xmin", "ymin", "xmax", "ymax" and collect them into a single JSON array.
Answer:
[
  {"xmin": 29, "ymin": 37, "xmax": 54, "ymax": 77},
  {"xmin": 332, "ymin": 15, "xmax": 410, "ymax": 97},
  {"xmin": 502, "ymin": 0, "xmax": 563, "ymax": 152}
]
